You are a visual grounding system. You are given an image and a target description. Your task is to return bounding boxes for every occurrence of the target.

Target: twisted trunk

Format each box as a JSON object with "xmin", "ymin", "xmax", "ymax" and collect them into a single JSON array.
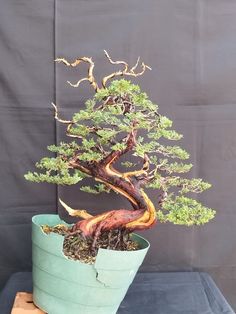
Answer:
[
  {"xmin": 71, "ymin": 163, "xmax": 157, "ymax": 239},
  {"xmin": 68, "ymin": 128, "xmax": 157, "ymax": 241}
]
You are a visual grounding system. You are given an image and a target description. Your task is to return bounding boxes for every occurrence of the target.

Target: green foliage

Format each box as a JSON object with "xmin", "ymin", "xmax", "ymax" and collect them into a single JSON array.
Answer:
[
  {"xmin": 111, "ymin": 142, "xmax": 127, "ymax": 151},
  {"xmin": 179, "ymin": 179, "xmax": 211, "ymax": 194},
  {"xmin": 159, "ymin": 161, "xmax": 193, "ymax": 174},
  {"xmin": 47, "ymin": 141, "xmax": 79, "ymax": 157},
  {"xmin": 156, "ymin": 144, "xmax": 190, "ymax": 160},
  {"xmin": 148, "ymin": 129, "xmax": 183, "ymax": 141},
  {"xmin": 95, "ymin": 79, "xmax": 140, "ymax": 100},
  {"xmin": 159, "ymin": 116, "xmax": 172, "ymax": 128},
  {"xmin": 149, "ymin": 158, "xmax": 192, "ymax": 174},
  {"xmin": 24, "ymin": 171, "xmax": 83, "ymax": 185},
  {"xmin": 96, "ymin": 129, "xmax": 117, "ymax": 145},
  {"xmin": 146, "ymin": 174, "xmax": 211, "ymax": 194},
  {"xmin": 69, "ymin": 125, "xmax": 90, "ymax": 137},
  {"xmin": 79, "ymin": 151, "xmax": 103, "ymax": 162},
  {"xmin": 80, "ymin": 183, "xmax": 109, "ymax": 194},
  {"xmin": 160, "ymin": 177, "xmax": 211, "ymax": 193},
  {"xmin": 157, "ymin": 196, "xmax": 216, "ymax": 226},
  {"xmin": 25, "ymin": 156, "xmax": 85, "ymax": 185},
  {"xmin": 121, "ymin": 161, "xmax": 137, "ymax": 168}
]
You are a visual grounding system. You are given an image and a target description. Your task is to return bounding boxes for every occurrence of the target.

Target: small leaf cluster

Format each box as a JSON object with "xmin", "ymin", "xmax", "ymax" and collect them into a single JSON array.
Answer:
[
  {"xmin": 47, "ymin": 141, "xmax": 79, "ymax": 157},
  {"xmin": 157, "ymin": 196, "xmax": 215, "ymax": 226},
  {"xmin": 149, "ymin": 177, "xmax": 211, "ymax": 194},
  {"xmin": 80, "ymin": 183, "xmax": 109, "ymax": 194},
  {"xmin": 24, "ymin": 156, "xmax": 85, "ymax": 185}
]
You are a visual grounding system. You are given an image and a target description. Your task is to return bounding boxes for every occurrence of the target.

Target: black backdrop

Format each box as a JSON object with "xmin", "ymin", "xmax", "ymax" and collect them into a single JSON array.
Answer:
[{"xmin": 0, "ymin": 0, "xmax": 236, "ymax": 310}]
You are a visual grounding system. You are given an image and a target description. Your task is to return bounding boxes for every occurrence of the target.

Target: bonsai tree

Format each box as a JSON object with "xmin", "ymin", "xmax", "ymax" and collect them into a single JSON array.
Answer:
[{"xmin": 25, "ymin": 51, "xmax": 215, "ymax": 259}]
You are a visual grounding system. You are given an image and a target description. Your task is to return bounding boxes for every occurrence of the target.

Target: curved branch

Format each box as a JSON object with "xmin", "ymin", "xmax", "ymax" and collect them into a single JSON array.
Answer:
[
  {"xmin": 55, "ymin": 51, "xmax": 151, "ymax": 92},
  {"xmin": 55, "ymin": 56, "xmax": 99, "ymax": 91},
  {"xmin": 102, "ymin": 50, "xmax": 152, "ymax": 88},
  {"xmin": 104, "ymin": 50, "xmax": 129, "ymax": 70},
  {"xmin": 59, "ymin": 199, "xmax": 93, "ymax": 219},
  {"xmin": 67, "ymin": 77, "xmax": 90, "ymax": 88},
  {"xmin": 51, "ymin": 103, "xmax": 84, "ymax": 139},
  {"xmin": 51, "ymin": 103, "xmax": 72, "ymax": 124}
]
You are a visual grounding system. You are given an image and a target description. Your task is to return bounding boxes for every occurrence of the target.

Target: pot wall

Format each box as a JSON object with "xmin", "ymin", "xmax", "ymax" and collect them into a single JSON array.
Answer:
[{"xmin": 32, "ymin": 214, "xmax": 150, "ymax": 314}]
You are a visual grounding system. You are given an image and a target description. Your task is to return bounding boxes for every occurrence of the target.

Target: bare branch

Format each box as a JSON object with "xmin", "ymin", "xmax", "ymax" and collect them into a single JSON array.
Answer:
[
  {"xmin": 51, "ymin": 103, "xmax": 72, "ymax": 124},
  {"xmin": 130, "ymin": 56, "xmax": 140, "ymax": 72},
  {"xmin": 51, "ymin": 103, "xmax": 84, "ymax": 139},
  {"xmin": 55, "ymin": 52, "xmax": 151, "ymax": 92},
  {"xmin": 102, "ymin": 50, "xmax": 152, "ymax": 88},
  {"xmin": 59, "ymin": 198, "xmax": 93, "ymax": 219},
  {"xmin": 66, "ymin": 124, "xmax": 84, "ymax": 139},
  {"xmin": 55, "ymin": 56, "xmax": 99, "ymax": 91},
  {"xmin": 67, "ymin": 77, "xmax": 90, "ymax": 88},
  {"xmin": 104, "ymin": 50, "xmax": 129, "ymax": 71}
]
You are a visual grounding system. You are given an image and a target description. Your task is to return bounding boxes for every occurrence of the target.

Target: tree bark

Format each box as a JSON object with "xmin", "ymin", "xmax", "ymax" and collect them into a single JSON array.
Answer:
[
  {"xmin": 71, "ymin": 162, "xmax": 157, "ymax": 238},
  {"xmin": 68, "ymin": 128, "xmax": 157, "ymax": 240}
]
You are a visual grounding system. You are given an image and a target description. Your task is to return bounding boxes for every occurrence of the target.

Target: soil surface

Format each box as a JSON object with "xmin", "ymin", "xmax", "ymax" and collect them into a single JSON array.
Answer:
[{"xmin": 41, "ymin": 224, "xmax": 140, "ymax": 264}]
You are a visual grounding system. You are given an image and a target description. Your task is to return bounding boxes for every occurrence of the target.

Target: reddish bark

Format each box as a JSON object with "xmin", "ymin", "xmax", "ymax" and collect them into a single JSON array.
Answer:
[
  {"xmin": 68, "ymin": 127, "xmax": 157, "ymax": 239},
  {"xmin": 71, "ymin": 187, "xmax": 157, "ymax": 240},
  {"xmin": 73, "ymin": 209, "xmax": 144, "ymax": 236}
]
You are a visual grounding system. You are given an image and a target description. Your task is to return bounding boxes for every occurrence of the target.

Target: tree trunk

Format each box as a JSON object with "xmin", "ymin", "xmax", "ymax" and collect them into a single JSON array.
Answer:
[
  {"xmin": 72, "ymin": 164, "xmax": 157, "ymax": 239},
  {"xmin": 68, "ymin": 129, "xmax": 157, "ymax": 241}
]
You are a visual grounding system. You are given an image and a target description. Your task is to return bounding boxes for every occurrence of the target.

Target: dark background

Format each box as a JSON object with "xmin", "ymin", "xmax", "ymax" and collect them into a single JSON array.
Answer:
[{"xmin": 0, "ymin": 0, "xmax": 236, "ymax": 310}]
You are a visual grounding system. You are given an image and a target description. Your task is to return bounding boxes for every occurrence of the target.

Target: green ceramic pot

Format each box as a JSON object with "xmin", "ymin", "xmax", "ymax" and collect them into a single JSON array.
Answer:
[{"xmin": 32, "ymin": 214, "xmax": 150, "ymax": 314}]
